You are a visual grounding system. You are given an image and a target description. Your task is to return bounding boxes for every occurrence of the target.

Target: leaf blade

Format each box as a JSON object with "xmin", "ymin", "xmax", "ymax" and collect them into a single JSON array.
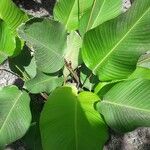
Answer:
[
  {"xmin": 98, "ymin": 79, "xmax": 150, "ymax": 132},
  {"xmin": 80, "ymin": 0, "xmax": 122, "ymax": 35},
  {"xmin": 82, "ymin": 0, "xmax": 150, "ymax": 81},
  {"xmin": 40, "ymin": 86, "xmax": 108, "ymax": 150},
  {"xmin": 0, "ymin": 86, "xmax": 31, "ymax": 148},
  {"xmin": 25, "ymin": 71, "xmax": 63, "ymax": 94},
  {"xmin": 18, "ymin": 18, "xmax": 67, "ymax": 73},
  {"xmin": 54, "ymin": 0, "xmax": 94, "ymax": 31}
]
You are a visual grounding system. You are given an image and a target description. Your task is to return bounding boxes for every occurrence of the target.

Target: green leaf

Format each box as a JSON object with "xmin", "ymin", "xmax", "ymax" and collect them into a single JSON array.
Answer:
[
  {"xmin": 9, "ymin": 46, "xmax": 37, "ymax": 80},
  {"xmin": 80, "ymin": 65, "xmax": 99, "ymax": 91},
  {"xmin": 0, "ymin": 0, "xmax": 28, "ymax": 33},
  {"xmin": 94, "ymin": 79, "xmax": 125, "ymax": 98},
  {"xmin": 129, "ymin": 67, "xmax": 150, "ymax": 80},
  {"xmin": 129, "ymin": 53, "xmax": 150, "ymax": 80},
  {"xmin": 98, "ymin": 79, "xmax": 150, "ymax": 132},
  {"xmin": 40, "ymin": 86, "xmax": 108, "ymax": 150},
  {"xmin": 54, "ymin": 0, "xmax": 94, "ymax": 31},
  {"xmin": 137, "ymin": 52, "xmax": 150, "ymax": 68},
  {"xmin": 0, "ymin": 0, "xmax": 28, "ymax": 63},
  {"xmin": 18, "ymin": 18, "xmax": 67, "ymax": 73},
  {"xmin": 25, "ymin": 71, "xmax": 63, "ymax": 94},
  {"xmin": 82, "ymin": 0, "xmax": 150, "ymax": 81},
  {"xmin": 0, "ymin": 21, "xmax": 15, "ymax": 63},
  {"xmin": 0, "ymin": 86, "xmax": 31, "ymax": 148},
  {"xmin": 94, "ymin": 82, "xmax": 116, "ymax": 99},
  {"xmin": 79, "ymin": 0, "xmax": 122, "ymax": 35},
  {"xmin": 64, "ymin": 31, "xmax": 82, "ymax": 76},
  {"xmin": 22, "ymin": 95, "xmax": 43, "ymax": 150}
]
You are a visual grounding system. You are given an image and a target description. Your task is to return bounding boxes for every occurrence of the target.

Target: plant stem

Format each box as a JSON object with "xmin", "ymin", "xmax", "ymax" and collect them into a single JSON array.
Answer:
[
  {"xmin": 64, "ymin": 59, "xmax": 80, "ymax": 87},
  {"xmin": 40, "ymin": 93, "xmax": 49, "ymax": 100}
]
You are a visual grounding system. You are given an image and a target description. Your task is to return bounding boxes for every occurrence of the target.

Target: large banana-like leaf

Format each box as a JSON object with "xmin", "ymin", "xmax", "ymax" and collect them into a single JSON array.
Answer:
[
  {"xmin": 18, "ymin": 18, "xmax": 67, "ymax": 73},
  {"xmin": 0, "ymin": 86, "xmax": 31, "ymax": 148},
  {"xmin": 97, "ymin": 79, "xmax": 150, "ymax": 132},
  {"xmin": 79, "ymin": 0, "xmax": 122, "ymax": 35},
  {"xmin": 0, "ymin": 0, "xmax": 28, "ymax": 33},
  {"xmin": 54, "ymin": 0, "xmax": 94, "ymax": 31},
  {"xmin": 25, "ymin": 70, "xmax": 64, "ymax": 94},
  {"xmin": 0, "ymin": 0, "xmax": 28, "ymax": 63},
  {"xmin": 0, "ymin": 21, "xmax": 15, "ymax": 63},
  {"xmin": 40, "ymin": 86, "xmax": 108, "ymax": 150},
  {"xmin": 82, "ymin": 0, "xmax": 150, "ymax": 81}
]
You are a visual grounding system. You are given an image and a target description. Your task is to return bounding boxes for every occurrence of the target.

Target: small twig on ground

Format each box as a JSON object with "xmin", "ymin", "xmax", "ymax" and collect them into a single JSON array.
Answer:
[{"xmin": 0, "ymin": 68, "xmax": 21, "ymax": 78}]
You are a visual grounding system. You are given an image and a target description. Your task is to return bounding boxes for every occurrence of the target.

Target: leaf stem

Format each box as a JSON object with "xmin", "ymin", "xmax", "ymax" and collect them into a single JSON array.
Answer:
[{"xmin": 64, "ymin": 59, "xmax": 80, "ymax": 87}]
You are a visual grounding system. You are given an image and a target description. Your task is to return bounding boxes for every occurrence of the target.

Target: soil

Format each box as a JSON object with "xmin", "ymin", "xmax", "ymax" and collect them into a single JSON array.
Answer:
[
  {"xmin": 13, "ymin": 0, "xmax": 56, "ymax": 17},
  {"xmin": 1, "ymin": 0, "xmax": 150, "ymax": 149}
]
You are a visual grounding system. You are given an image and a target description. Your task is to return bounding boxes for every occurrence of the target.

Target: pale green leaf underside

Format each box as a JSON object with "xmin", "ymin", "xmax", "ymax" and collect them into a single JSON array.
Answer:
[
  {"xmin": 25, "ymin": 71, "xmax": 63, "ymax": 94},
  {"xmin": 82, "ymin": 0, "xmax": 150, "ymax": 81},
  {"xmin": 0, "ymin": 86, "xmax": 31, "ymax": 148},
  {"xmin": 129, "ymin": 53, "xmax": 150, "ymax": 80},
  {"xmin": 18, "ymin": 18, "xmax": 67, "ymax": 73},
  {"xmin": 64, "ymin": 31, "xmax": 82, "ymax": 76},
  {"xmin": 137, "ymin": 52, "xmax": 150, "ymax": 69},
  {"xmin": 40, "ymin": 86, "xmax": 108, "ymax": 150},
  {"xmin": 98, "ymin": 79, "xmax": 150, "ymax": 132},
  {"xmin": 54, "ymin": 0, "xmax": 93, "ymax": 31},
  {"xmin": 80, "ymin": 0, "xmax": 122, "ymax": 35}
]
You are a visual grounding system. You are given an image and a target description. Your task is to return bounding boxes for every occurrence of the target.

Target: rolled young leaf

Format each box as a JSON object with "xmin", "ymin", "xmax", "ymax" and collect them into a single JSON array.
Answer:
[
  {"xmin": 98, "ymin": 79, "xmax": 150, "ymax": 132},
  {"xmin": 40, "ymin": 86, "xmax": 108, "ymax": 150},
  {"xmin": 18, "ymin": 18, "xmax": 67, "ymax": 73},
  {"xmin": 0, "ymin": 86, "xmax": 31, "ymax": 148},
  {"xmin": 82, "ymin": 0, "xmax": 150, "ymax": 81}
]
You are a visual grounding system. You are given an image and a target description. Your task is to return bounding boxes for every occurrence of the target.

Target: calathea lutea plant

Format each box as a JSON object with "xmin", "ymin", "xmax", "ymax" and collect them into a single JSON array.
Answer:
[{"xmin": 0, "ymin": 0, "xmax": 150, "ymax": 149}]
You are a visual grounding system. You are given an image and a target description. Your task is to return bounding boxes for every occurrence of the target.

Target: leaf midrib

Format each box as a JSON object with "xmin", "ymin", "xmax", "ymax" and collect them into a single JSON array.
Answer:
[
  {"xmin": 0, "ymin": 92, "xmax": 23, "ymax": 134},
  {"xmin": 65, "ymin": 0, "xmax": 77, "ymax": 28},
  {"xmin": 85, "ymin": 0, "xmax": 106, "ymax": 32},
  {"xmin": 102, "ymin": 100, "xmax": 150, "ymax": 113},
  {"xmin": 138, "ymin": 57, "xmax": 150, "ymax": 65},
  {"xmin": 85, "ymin": 0, "xmax": 97, "ymax": 32},
  {"xmin": 91, "ymin": 0, "xmax": 106, "ymax": 28},
  {"xmin": 27, "ymin": 77, "xmax": 58, "ymax": 88},
  {"xmin": 93, "ymin": 6, "xmax": 150, "ymax": 73},
  {"xmin": 23, "ymin": 32, "xmax": 63, "ymax": 59}
]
